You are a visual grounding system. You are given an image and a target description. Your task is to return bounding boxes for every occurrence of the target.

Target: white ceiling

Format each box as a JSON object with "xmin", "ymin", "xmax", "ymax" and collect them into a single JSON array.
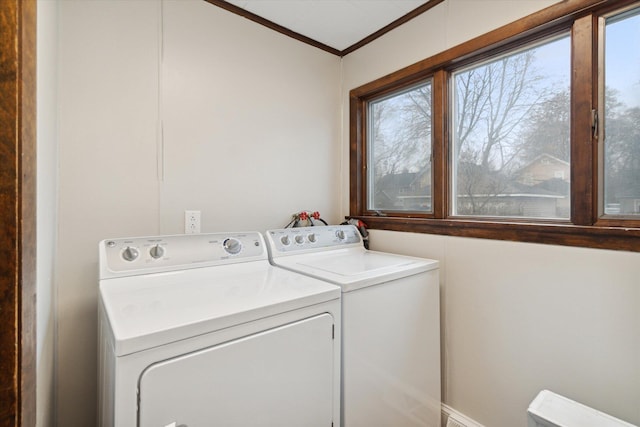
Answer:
[{"xmin": 224, "ymin": 0, "xmax": 431, "ymax": 51}]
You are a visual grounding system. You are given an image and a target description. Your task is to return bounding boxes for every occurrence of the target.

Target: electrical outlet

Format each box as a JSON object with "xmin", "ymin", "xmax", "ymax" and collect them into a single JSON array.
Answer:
[{"xmin": 184, "ymin": 210, "xmax": 201, "ymax": 234}]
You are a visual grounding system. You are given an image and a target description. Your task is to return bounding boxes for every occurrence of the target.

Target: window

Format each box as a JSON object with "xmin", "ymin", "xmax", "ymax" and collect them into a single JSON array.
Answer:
[
  {"xmin": 603, "ymin": 7, "xmax": 640, "ymax": 217},
  {"xmin": 349, "ymin": 0, "xmax": 640, "ymax": 252},
  {"xmin": 368, "ymin": 81, "xmax": 432, "ymax": 212},
  {"xmin": 451, "ymin": 35, "xmax": 570, "ymax": 219}
]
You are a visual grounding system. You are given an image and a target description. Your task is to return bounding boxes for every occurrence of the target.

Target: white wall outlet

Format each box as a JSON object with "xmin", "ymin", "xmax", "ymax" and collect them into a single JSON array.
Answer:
[{"xmin": 184, "ymin": 210, "xmax": 201, "ymax": 234}]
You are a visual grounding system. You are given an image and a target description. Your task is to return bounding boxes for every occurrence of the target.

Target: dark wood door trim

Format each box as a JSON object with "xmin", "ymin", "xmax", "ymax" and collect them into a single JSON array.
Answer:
[{"xmin": 0, "ymin": 0, "xmax": 37, "ymax": 425}]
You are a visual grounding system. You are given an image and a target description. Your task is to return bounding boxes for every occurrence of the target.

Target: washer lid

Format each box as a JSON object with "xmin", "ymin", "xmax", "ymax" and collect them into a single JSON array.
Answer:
[
  {"xmin": 99, "ymin": 260, "xmax": 340, "ymax": 356},
  {"xmin": 272, "ymin": 248, "xmax": 439, "ymax": 292}
]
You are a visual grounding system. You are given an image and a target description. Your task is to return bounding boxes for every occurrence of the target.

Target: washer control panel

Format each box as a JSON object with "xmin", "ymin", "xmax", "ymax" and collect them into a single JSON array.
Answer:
[
  {"xmin": 266, "ymin": 225, "xmax": 362, "ymax": 255},
  {"xmin": 100, "ymin": 232, "xmax": 265, "ymax": 278}
]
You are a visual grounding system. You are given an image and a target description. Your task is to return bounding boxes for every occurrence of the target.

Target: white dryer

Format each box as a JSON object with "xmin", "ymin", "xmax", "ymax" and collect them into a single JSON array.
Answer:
[
  {"xmin": 98, "ymin": 232, "xmax": 341, "ymax": 427},
  {"xmin": 265, "ymin": 225, "xmax": 440, "ymax": 427}
]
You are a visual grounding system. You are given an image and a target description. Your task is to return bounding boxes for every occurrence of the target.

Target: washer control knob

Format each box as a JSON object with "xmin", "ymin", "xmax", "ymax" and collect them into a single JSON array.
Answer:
[
  {"xmin": 149, "ymin": 244, "xmax": 164, "ymax": 259},
  {"xmin": 223, "ymin": 238, "xmax": 242, "ymax": 255},
  {"xmin": 335, "ymin": 229, "xmax": 346, "ymax": 240},
  {"xmin": 122, "ymin": 246, "xmax": 139, "ymax": 262},
  {"xmin": 280, "ymin": 235, "xmax": 291, "ymax": 246},
  {"xmin": 294, "ymin": 235, "xmax": 304, "ymax": 244},
  {"xmin": 307, "ymin": 233, "xmax": 316, "ymax": 243}
]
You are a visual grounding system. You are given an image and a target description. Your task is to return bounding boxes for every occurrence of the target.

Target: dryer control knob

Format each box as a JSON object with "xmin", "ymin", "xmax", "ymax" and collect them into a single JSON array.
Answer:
[
  {"xmin": 122, "ymin": 246, "xmax": 139, "ymax": 262},
  {"xmin": 280, "ymin": 235, "xmax": 291, "ymax": 246},
  {"xmin": 294, "ymin": 235, "xmax": 304, "ymax": 244},
  {"xmin": 307, "ymin": 233, "xmax": 316, "ymax": 243},
  {"xmin": 335, "ymin": 229, "xmax": 346, "ymax": 240},
  {"xmin": 223, "ymin": 238, "xmax": 242, "ymax": 255},
  {"xmin": 149, "ymin": 244, "xmax": 164, "ymax": 259}
]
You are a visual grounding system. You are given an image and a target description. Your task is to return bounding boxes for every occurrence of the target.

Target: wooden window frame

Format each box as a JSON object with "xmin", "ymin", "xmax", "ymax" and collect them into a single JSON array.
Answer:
[{"xmin": 349, "ymin": 0, "xmax": 640, "ymax": 252}]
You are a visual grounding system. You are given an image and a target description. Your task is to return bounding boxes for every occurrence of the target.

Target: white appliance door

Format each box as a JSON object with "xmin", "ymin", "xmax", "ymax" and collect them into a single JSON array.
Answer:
[
  {"xmin": 138, "ymin": 314, "xmax": 335, "ymax": 427},
  {"xmin": 343, "ymin": 270, "xmax": 440, "ymax": 427}
]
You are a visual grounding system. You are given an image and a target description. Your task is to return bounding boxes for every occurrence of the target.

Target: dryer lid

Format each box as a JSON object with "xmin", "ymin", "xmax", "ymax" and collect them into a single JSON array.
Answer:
[{"xmin": 99, "ymin": 261, "xmax": 340, "ymax": 356}]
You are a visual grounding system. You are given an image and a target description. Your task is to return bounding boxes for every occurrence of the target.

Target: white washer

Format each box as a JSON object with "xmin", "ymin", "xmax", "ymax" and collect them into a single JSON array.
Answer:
[
  {"xmin": 265, "ymin": 225, "xmax": 440, "ymax": 427},
  {"xmin": 98, "ymin": 232, "xmax": 341, "ymax": 427}
]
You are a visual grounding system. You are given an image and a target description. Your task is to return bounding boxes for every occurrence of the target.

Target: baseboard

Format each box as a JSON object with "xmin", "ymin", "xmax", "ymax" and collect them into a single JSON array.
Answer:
[{"xmin": 442, "ymin": 404, "xmax": 485, "ymax": 427}]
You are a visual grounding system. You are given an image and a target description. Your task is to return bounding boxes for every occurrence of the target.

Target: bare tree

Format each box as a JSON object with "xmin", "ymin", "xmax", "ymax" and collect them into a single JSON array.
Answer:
[
  {"xmin": 452, "ymin": 47, "xmax": 568, "ymax": 215},
  {"xmin": 371, "ymin": 83, "xmax": 431, "ymax": 179},
  {"xmin": 369, "ymin": 83, "xmax": 432, "ymax": 209},
  {"xmin": 454, "ymin": 51, "xmax": 543, "ymax": 173},
  {"xmin": 371, "ymin": 39, "xmax": 571, "ymax": 216}
]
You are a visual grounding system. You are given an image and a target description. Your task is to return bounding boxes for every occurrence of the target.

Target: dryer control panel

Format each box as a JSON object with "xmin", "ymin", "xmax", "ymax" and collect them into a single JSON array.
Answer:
[
  {"xmin": 266, "ymin": 225, "xmax": 362, "ymax": 256},
  {"xmin": 99, "ymin": 232, "xmax": 266, "ymax": 279}
]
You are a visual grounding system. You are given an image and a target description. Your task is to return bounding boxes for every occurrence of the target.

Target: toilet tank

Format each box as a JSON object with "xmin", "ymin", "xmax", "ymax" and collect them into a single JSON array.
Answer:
[{"xmin": 527, "ymin": 390, "xmax": 636, "ymax": 427}]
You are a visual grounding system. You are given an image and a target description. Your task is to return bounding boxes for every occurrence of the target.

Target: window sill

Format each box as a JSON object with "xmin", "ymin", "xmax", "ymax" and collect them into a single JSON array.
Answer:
[{"xmin": 348, "ymin": 215, "xmax": 640, "ymax": 252}]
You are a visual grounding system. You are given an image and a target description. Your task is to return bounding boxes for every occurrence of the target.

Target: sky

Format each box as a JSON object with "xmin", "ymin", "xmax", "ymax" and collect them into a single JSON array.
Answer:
[{"xmin": 606, "ymin": 10, "xmax": 640, "ymax": 108}]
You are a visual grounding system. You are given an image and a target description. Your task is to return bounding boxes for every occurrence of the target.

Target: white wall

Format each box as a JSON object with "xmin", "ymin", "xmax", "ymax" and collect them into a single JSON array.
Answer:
[
  {"xmin": 369, "ymin": 230, "xmax": 640, "ymax": 426},
  {"xmin": 36, "ymin": 0, "xmax": 58, "ymax": 425},
  {"xmin": 57, "ymin": 2, "xmax": 161, "ymax": 425},
  {"xmin": 159, "ymin": 0, "xmax": 341, "ymax": 233},
  {"xmin": 52, "ymin": 1, "xmax": 640, "ymax": 426},
  {"xmin": 55, "ymin": 1, "xmax": 340, "ymax": 426},
  {"xmin": 341, "ymin": 1, "xmax": 640, "ymax": 426}
]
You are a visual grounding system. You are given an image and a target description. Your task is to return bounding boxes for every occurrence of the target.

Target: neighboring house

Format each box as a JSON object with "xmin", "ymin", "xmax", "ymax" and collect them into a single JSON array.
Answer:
[
  {"xmin": 515, "ymin": 154, "xmax": 570, "ymax": 186},
  {"xmin": 455, "ymin": 154, "xmax": 570, "ymax": 218},
  {"xmin": 617, "ymin": 183, "xmax": 640, "ymax": 214},
  {"xmin": 373, "ymin": 167, "xmax": 432, "ymax": 210},
  {"xmin": 455, "ymin": 179, "xmax": 568, "ymax": 218},
  {"xmin": 375, "ymin": 154, "xmax": 571, "ymax": 217},
  {"xmin": 514, "ymin": 154, "xmax": 570, "ymax": 217}
]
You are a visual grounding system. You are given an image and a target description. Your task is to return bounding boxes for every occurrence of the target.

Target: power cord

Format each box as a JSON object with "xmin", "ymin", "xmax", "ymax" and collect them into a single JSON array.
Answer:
[{"xmin": 284, "ymin": 211, "xmax": 328, "ymax": 228}]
